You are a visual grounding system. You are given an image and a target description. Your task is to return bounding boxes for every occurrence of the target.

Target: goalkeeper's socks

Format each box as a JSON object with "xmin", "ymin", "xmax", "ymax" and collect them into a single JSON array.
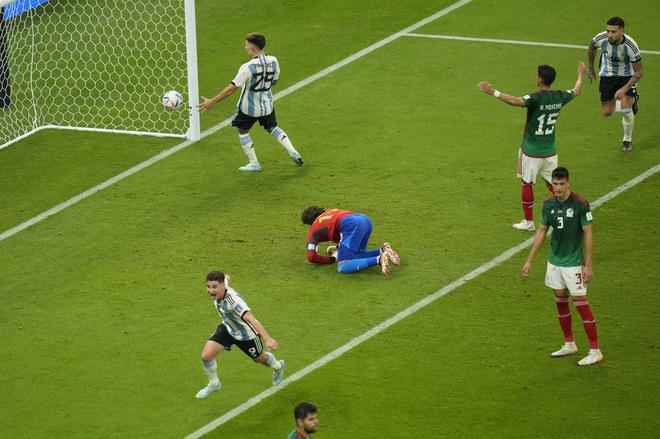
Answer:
[
  {"xmin": 202, "ymin": 359, "xmax": 220, "ymax": 385},
  {"xmin": 337, "ymin": 257, "xmax": 379, "ymax": 274},
  {"xmin": 264, "ymin": 352, "xmax": 282, "ymax": 371},
  {"xmin": 239, "ymin": 133, "xmax": 259, "ymax": 164},
  {"xmin": 271, "ymin": 127, "xmax": 297, "ymax": 156}
]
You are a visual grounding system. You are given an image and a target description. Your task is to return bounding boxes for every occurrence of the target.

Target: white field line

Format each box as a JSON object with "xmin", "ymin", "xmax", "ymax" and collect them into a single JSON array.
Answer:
[
  {"xmin": 404, "ymin": 33, "xmax": 660, "ymax": 55},
  {"xmin": 0, "ymin": 0, "xmax": 473, "ymax": 244},
  {"xmin": 185, "ymin": 162, "xmax": 660, "ymax": 439}
]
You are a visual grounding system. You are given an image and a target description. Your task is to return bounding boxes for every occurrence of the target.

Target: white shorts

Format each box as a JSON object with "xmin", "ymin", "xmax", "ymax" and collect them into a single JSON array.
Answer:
[
  {"xmin": 517, "ymin": 150, "xmax": 557, "ymax": 184},
  {"xmin": 545, "ymin": 262, "xmax": 587, "ymax": 296}
]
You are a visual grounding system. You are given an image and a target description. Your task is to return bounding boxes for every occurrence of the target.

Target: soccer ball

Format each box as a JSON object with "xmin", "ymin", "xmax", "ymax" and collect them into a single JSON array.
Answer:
[{"xmin": 162, "ymin": 90, "xmax": 183, "ymax": 110}]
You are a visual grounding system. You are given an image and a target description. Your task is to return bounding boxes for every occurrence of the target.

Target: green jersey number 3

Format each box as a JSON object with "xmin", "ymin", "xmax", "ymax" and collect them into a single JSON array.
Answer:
[{"xmin": 535, "ymin": 112, "xmax": 559, "ymax": 135}]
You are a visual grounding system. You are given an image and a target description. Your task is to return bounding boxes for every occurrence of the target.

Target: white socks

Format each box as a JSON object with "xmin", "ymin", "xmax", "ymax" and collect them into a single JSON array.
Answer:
[
  {"xmin": 621, "ymin": 109, "xmax": 634, "ymax": 142},
  {"xmin": 263, "ymin": 351, "xmax": 282, "ymax": 371},
  {"xmin": 271, "ymin": 127, "xmax": 297, "ymax": 156},
  {"xmin": 239, "ymin": 133, "xmax": 259, "ymax": 165},
  {"xmin": 202, "ymin": 359, "xmax": 219, "ymax": 385}
]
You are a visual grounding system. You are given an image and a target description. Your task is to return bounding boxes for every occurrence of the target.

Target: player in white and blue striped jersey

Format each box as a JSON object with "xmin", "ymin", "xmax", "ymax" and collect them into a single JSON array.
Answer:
[
  {"xmin": 588, "ymin": 17, "xmax": 644, "ymax": 152},
  {"xmin": 195, "ymin": 270, "xmax": 286, "ymax": 399},
  {"xmin": 198, "ymin": 33, "xmax": 303, "ymax": 172}
]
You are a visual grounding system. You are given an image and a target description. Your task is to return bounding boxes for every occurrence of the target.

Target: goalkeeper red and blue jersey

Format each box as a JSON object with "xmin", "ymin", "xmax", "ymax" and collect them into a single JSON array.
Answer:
[{"xmin": 306, "ymin": 208, "xmax": 352, "ymax": 264}]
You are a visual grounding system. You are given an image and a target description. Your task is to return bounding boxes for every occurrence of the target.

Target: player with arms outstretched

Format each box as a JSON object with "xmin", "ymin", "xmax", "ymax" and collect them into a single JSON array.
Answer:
[
  {"xmin": 479, "ymin": 63, "xmax": 585, "ymax": 231},
  {"xmin": 301, "ymin": 206, "xmax": 400, "ymax": 276},
  {"xmin": 522, "ymin": 167, "xmax": 602, "ymax": 366},
  {"xmin": 588, "ymin": 16, "xmax": 643, "ymax": 152},
  {"xmin": 198, "ymin": 32, "xmax": 303, "ymax": 171},
  {"xmin": 195, "ymin": 270, "xmax": 286, "ymax": 399}
]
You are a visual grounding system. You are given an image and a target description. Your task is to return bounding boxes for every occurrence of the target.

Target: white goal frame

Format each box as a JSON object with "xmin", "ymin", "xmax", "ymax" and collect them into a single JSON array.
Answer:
[{"xmin": 0, "ymin": 0, "xmax": 200, "ymax": 150}]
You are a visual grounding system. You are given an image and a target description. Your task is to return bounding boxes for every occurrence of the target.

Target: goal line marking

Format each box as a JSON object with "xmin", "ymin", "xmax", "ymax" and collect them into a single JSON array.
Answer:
[
  {"xmin": 403, "ymin": 33, "xmax": 660, "ymax": 55},
  {"xmin": 184, "ymin": 162, "xmax": 660, "ymax": 438},
  {"xmin": 0, "ymin": 0, "xmax": 472, "ymax": 244}
]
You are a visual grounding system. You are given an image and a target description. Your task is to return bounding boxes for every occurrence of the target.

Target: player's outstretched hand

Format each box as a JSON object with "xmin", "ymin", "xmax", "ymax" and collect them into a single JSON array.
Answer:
[
  {"xmin": 197, "ymin": 96, "xmax": 214, "ymax": 113},
  {"xmin": 265, "ymin": 337, "xmax": 278, "ymax": 351},
  {"xmin": 522, "ymin": 261, "xmax": 532, "ymax": 277},
  {"xmin": 478, "ymin": 81, "xmax": 494, "ymax": 95},
  {"xmin": 577, "ymin": 61, "xmax": 586, "ymax": 76},
  {"xmin": 583, "ymin": 265, "xmax": 593, "ymax": 283}
]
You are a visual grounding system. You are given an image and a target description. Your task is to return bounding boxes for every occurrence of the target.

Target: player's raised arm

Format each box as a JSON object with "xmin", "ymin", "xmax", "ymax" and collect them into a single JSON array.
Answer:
[
  {"xmin": 478, "ymin": 81, "xmax": 525, "ymax": 107},
  {"xmin": 572, "ymin": 62, "xmax": 587, "ymax": 96},
  {"xmin": 522, "ymin": 224, "xmax": 549, "ymax": 277}
]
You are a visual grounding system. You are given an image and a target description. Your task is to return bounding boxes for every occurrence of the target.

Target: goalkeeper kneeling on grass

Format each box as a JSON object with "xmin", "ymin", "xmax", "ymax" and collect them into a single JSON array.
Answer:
[{"xmin": 301, "ymin": 206, "xmax": 400, "ymax": 276}]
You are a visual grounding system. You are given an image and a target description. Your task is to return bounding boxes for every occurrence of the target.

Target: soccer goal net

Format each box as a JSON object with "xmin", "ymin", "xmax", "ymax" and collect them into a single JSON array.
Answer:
[{"xmin": 0, "ymin": 0, "xmax": 200, "ymax": 150}]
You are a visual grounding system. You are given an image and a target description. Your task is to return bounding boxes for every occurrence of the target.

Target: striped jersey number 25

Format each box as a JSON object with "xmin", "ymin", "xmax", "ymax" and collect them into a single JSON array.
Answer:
[
  {"xmin": 251, "ymin": 69, "xmax": 276, "ymax": 92},
  {"xmin": 535, "ymin": 112, "xmax": 559, "ymax": 135}
]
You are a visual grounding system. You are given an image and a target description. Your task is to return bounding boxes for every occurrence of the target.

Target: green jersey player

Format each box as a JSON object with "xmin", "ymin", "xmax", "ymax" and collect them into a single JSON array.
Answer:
[
  {"xmin": 286, "ymin": 403, "xmax": 319, "ymax": 439},
  {"xmin": 479, "ymin": 63, "xmax": 586, "ymax": 232},
  {"xmin": 522, "ymin": 167, "xmax": 602, "ymax": 366}
]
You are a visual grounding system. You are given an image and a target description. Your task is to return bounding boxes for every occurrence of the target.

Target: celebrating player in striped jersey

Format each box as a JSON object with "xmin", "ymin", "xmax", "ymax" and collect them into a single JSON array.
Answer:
[
  {"xmin": 198, "ymin": 32, "xmax": 304, "ymax": 171},
  {"xmin": 301, "ymin": 206, "xmax": 400, "ymax": 276},
  {"xmin": 195, "ymin": 270, "xmax": 285, "ymax": 399},
  {"xmin": 522, "ymin": 167, "xmax": 602, "ymax": 366},
  {"xmin": 588, "ymin": 17, "xmax": 643, "ymax": 152},
  {"xmin": 478, "ymin": 63, "xmax": 586, "ymax": 232}
]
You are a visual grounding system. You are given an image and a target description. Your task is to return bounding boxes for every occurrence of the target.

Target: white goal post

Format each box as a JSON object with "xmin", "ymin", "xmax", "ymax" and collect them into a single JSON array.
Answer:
[{"xmin": 0, "ymin": 0, "xmax": 200, "ymax": 150}]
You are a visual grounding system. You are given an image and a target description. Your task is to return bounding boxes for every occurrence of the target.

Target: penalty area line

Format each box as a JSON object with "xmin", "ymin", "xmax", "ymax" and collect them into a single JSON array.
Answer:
[
  {"xmin": 403, "ymin": 33, "xmax": 660, "ymax": 55},
  {"xmin": 184, "ymin": 163, "xmax": 660, "ymax": 439},
  {"xmin": 0, "ymin": 0, "xmax": 473, "ymax": 244}
]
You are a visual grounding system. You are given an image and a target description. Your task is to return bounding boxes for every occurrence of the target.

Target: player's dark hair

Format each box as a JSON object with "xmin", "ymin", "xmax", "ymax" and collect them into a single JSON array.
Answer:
[
  {"xmin": 607, "ymin": 16, "xmax": 625, "ymax": 28},
  {"xmin": 246, "ymin": 32, "xmax": 266, "ymax": 50},
  {"xmin": 537, "ymin": 65, "xmax": 556, "ymax": 86},
  {"xmin": 294, "ymin": 402, "xmax": 317, "ymax": 421},
  {"xmin": 301, "ymin": 206, "xmax": 325, "ymax": 225},
  {"xmin": 206, "ymin": 270, "xmax": 225, "ymax": 283},
  {"xmin": 552, "ymin": 167, "xmax": 570, "ymax": 181}
]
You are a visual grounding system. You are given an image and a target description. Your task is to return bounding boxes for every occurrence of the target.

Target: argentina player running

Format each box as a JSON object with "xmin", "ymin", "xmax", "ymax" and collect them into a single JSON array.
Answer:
[
  {"xmin": 198, "ymin": 33, "xmax": 303, "ymax": 171},
  {"xmin": 195, "ymin": 271, "xmax": 285, "ymax": 399},
  {"xmin": 588, "ymin": 17, "xmax": 643, "ymax": 152}
]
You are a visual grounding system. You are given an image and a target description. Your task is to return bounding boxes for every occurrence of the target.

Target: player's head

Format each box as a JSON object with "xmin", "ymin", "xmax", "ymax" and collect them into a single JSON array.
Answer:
[
  {"xmin": 206, "ymin": 270, "xmax": 226, "ymax": 300},
  {"xmin": 245, "ymin": 32, "xmax": 266, "ymax": 55},
  {"xmin": 550, "ymin": 167, "xmax": 571, "ymax": 198},
  {"xmin": 294, "ymin": 402, "xmax": 319, "ymax": 434},
  {"xmin": 301, "ymin": 206, "xmax": 326, "ymax": 225},
  {"xmin": 606, "ymin": 17, "xmax": 625, "ymax": 43},
  {"xmin": 536, "ymin": 65, "xmax": 556, "ymax": 87}
]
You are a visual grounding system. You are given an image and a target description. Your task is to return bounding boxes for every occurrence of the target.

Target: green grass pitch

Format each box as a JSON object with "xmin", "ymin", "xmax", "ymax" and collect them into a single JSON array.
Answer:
[{"xmin": 1, "ymin": 0, "xmax": 659, "ymax": 437}]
